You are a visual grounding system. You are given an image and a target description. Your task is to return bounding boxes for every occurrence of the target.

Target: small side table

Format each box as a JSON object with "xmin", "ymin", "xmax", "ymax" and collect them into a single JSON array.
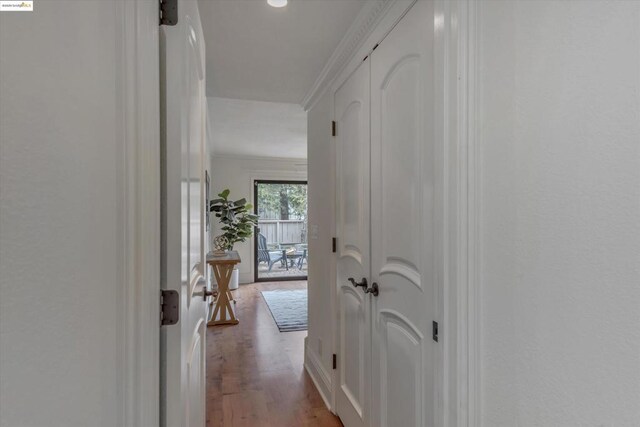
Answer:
[{"xmin": 206, "ymin": 251, "xmax": 241, "ymax": 326}]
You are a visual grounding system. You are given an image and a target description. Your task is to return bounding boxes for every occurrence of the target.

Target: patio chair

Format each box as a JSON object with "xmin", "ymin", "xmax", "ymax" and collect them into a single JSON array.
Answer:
[
  {"xmin": 258, "ymin": 233, "xmax": 287, "ymax": 271},
  {"xmin": 296, "ymin": 249, "xmax": 307, "ymax": 269}
]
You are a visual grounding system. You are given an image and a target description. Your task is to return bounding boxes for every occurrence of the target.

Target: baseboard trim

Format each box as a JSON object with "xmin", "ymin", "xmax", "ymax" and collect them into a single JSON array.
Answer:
[{"xmin": 304, "ymin": 341, "xmax": 333, "ymax": 412}]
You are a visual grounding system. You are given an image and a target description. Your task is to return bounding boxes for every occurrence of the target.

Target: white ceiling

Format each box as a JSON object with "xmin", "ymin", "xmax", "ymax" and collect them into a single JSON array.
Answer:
[
  {"xmin": 208, "ymin": 97, "xmax": 307, "ymax": 159},
  {"xmin": 198, "ymin": 0, "xmax": 366, "ymax": 103}
]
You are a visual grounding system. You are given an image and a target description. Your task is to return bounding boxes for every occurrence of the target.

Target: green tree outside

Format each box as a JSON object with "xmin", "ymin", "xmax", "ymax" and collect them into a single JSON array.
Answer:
[{"xmin": 257, "ymin": 183, "xmax": 307, "ymax": 221}]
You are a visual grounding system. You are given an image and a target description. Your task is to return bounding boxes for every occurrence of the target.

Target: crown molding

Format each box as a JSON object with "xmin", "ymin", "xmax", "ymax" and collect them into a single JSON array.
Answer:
[{"xmin": 300, "ymin": 0, "xmax": 394, "ymax": 111}]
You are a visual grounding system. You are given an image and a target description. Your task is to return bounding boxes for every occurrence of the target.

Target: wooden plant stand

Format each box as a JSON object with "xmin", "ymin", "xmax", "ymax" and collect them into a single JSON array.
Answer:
[{"xmin": 206, "ymin": 251, "xmax": 241, "ymax": 326}]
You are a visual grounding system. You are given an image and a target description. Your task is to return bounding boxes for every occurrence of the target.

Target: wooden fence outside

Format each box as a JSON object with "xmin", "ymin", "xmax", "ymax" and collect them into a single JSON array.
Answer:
[{"xmin": 257, "ymin": 219, "xmax": 306, "ymax": 245}]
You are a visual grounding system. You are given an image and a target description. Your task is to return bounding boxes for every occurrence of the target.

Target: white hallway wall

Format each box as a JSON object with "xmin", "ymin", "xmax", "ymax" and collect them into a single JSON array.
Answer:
[
  {"xmin": 0, "ymin": 2, "xmax": 129, "ymax": 425},
  {"xmin": 210, "ymin": 155, "xmax": 307, "ymax": 284},
  {"xmin": 479, "ymin": 1, "xmax": 640, "ymax": 425}
]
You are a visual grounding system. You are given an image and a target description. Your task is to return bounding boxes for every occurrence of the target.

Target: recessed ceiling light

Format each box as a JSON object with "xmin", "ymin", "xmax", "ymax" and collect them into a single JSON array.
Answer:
[{"xmin": 267, "ymin": 0, "xmax": 287, "ymax": 8}]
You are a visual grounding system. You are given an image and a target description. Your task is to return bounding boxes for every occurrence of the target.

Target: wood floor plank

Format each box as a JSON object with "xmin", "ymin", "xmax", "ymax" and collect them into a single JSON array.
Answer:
[{"xmin": 206, "ymin": 281, "xmax": 342, "ymax": 427}]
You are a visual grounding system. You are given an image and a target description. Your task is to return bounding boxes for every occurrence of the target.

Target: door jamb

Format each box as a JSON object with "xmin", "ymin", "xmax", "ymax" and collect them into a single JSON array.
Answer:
[
  {"xmin": 435, "ymin": 0, "xmax": 481, "ymax": 425},
  {"xmin": 115, "ymin": 1, "xmax": 161, "ymax": 425}
]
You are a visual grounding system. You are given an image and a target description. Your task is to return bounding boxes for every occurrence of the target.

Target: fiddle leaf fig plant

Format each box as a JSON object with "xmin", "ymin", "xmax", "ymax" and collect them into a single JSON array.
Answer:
[{"xmin": 209, "ymin": 189, "xmax": 259, "ymax": 251}]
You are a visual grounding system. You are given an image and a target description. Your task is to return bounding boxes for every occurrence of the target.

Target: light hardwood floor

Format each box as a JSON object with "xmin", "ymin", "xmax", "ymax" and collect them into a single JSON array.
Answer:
[{"xmin": 206, "ymin": 281, "xmax": 342, "ymax": 427}]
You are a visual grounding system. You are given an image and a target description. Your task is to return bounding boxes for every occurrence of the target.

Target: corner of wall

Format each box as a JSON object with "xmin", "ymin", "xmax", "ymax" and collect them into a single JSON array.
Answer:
[
  {"xmin": 239, "ymin": 271, "xmax": 253, "ymax": 285},
  {"xmin": 304, "ymin": 340, "xmax": 333, "ymax": 412}
]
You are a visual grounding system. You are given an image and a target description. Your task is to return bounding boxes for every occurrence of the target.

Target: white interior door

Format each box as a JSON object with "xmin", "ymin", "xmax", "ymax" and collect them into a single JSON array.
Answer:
[
  {"xmin": 334, "ymin": 60, "xmax": 371, "ymax": 427},
  {"xmin": 160, "ymin": 1, "xmax": 209, "ymax": 426},
  {"xmin": 370, "ymin": 1, "xmax": 436, "ymax": 426}
]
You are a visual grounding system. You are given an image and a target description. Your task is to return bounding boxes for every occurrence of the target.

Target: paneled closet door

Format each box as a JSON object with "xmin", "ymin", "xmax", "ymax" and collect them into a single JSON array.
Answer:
[
  {"xmin": 335, "ymin": 59, "xmax": 371, "ymax": 427},
  {"xmin": 370, "ymin": 1, "xmax": 436, "ymax": 426}
]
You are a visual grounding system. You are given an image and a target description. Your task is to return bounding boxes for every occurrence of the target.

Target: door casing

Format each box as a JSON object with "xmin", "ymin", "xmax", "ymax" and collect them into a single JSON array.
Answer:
[{"xmin": 118, "ymin": 1, "xmax": 162, "ymax": 425}]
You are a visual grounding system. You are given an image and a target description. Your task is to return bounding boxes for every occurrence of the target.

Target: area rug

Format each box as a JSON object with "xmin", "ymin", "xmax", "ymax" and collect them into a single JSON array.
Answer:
[{"xmin": 260, "ymin": 289, "xmax": 308, "ymax": 332}]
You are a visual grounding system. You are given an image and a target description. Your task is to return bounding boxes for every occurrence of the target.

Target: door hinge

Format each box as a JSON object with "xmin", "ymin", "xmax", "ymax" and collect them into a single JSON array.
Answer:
[
  {"xmin": 332, "ymin": 354, "xmax": 337, "ymax": 370},
  {"xmin": 331, "ymin": 121, "xmax": 336, "ymax": 137},
  {"xmin": 161, "ymin": 290, "xmax": 180, "ymax": 326},
  {"xmin": 332, "ymin": 237, "xmax": 337, "ymax": 253},
  {"xmin": 159, "ymin": 0, "xmax": 178, "ymax": 26},
  {"xmin": 432, "ymin": 321, "xmax": 439, "ymax": 342}
]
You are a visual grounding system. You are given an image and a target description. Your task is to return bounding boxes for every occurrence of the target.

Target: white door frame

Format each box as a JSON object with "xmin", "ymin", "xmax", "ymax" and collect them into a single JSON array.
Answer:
[
  {"xmin": 323, "ymin": 0, "xmax": 482, "ymax": 425},
  {"xmin": 433, "ymin": 0, "xmax": 481, "ymax": 425},
  {"xmin": 115, "ymin": 1, "xmax": 161, "ymax": 426}
]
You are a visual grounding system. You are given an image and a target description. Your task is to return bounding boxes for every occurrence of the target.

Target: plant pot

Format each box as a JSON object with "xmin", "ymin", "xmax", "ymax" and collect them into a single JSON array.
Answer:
[{"xmin": 229, "ymin": 267, "xmax": 240, "ymax": 290}]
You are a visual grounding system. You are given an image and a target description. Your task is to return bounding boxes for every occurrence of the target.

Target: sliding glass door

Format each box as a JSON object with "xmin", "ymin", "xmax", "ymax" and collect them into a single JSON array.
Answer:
[{"xmin": 254, "ymin": 180, "xmax": 308, "ymax": 281}]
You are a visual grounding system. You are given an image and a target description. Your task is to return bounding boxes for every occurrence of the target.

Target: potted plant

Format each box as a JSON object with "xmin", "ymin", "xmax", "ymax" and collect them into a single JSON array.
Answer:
[{"xmin": 209, "ymin": 189, "xmax": 258, "ymax": 289}]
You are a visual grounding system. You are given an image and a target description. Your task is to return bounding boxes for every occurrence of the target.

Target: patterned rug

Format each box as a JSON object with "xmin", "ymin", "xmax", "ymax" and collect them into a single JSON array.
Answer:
[{"xmin": 260, "ymin": 289, "xmax": 308, "ymax": 332}]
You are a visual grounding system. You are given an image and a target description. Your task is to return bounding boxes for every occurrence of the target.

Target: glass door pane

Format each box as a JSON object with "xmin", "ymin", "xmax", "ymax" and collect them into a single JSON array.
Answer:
[{"xmin": 255, "ymin": 181, "xmax": 308, "ymax": 281}]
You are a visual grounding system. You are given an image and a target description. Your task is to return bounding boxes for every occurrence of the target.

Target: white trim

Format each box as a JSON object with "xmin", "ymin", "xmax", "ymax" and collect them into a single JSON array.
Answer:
[
  {"xmin": 427, "ymin": 0, "xmax": 482, "ymax": 424},
  {"xmin": 301, "ymin": 0, "xmax": 395, "ymax": 111},
  {"xmin": 433, "ymin": 0, "xmax": 449, "ymax": 425},
  {"xmin": 466, "ymin": 0, "xmax": 481, "ymax": 423},
  {"xmin": 329, "ymin": 0, "xmax": 417, "ymax": 101},
  {"xmin": 442, "ymin": 0, "xmax": 480, "ymax": 425},
  {"xmin": 116, "ymin": 1, "xmax": 160, "ymax": 426},
  {"xmin": 304, "ymin": 340, "xmax": 334, "ymax": 412},
  {"xmin": 329, "ymin": 95, "xmax": 338, "ymax": 412}
]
